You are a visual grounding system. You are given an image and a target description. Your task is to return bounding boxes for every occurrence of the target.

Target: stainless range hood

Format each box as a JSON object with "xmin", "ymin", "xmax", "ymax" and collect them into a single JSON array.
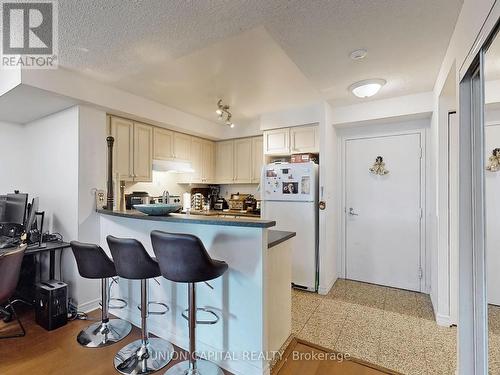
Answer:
[{"xmin": 152, "ymin": 159, "xmax": 195, "ymax": 173}]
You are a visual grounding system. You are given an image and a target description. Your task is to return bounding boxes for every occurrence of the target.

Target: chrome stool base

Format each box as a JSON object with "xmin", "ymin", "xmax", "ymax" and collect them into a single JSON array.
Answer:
[
  {"xmin": 77, "ymin": 319, "xmax": 132, "ymax": 348},
  {"xmin": 114, "ymin": 338, "xmax": 174, "ymax": 375},
  {"xmin": 164, "ymin": 359, "xmax": 224, "ymax": 375}
]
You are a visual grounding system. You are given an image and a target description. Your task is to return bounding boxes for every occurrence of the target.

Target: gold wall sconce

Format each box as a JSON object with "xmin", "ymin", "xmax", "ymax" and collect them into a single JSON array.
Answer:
[
  {"xmin": 486, "ymin": 148, "xmax": 500, "ymax": 172},
  {"xmin": 369, "ymin": 156, "xmax": 389, "ymax": 175}
]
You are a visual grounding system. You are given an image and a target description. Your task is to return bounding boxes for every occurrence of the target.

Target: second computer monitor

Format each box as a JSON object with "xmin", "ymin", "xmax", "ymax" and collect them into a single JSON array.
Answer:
[{"xmin": 3, "ymin": 193, "xmax": 28, "ymax": 225}]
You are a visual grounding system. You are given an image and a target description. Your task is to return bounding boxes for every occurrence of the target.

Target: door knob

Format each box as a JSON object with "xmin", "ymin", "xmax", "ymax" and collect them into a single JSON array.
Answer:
[{"xmin": 349, "ymin": 208, "xmax": 358, "ymax": 216}]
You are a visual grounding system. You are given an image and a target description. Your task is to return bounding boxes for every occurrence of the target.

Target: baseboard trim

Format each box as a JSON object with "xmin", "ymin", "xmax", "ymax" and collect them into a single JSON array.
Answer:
[
  {"xmin": 435, "ymin": 313, "xmax": 453, "ymax": 327},
  {"xmin": 77, "ymin": 298, "xmax": 100, "ymax": 314},
  {"xmin": 318, "ymin": 276, "xmax": 337, "ymax": 295}
]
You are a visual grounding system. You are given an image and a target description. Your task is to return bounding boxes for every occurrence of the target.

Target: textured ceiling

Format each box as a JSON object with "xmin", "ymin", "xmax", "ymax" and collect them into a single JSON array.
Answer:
[{"xmin": 58, "ymin": 0, "xmax": 463, "ymax": 123}]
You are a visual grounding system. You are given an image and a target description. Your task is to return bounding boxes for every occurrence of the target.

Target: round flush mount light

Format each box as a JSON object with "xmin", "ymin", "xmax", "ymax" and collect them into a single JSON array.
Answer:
[
  {"xmin": 349, "ymin": 48, "xmax": 367, "ymax": 60},
  {"xmin": 349, "ymin": 79, "xmax": 386, "ymax": 98}
]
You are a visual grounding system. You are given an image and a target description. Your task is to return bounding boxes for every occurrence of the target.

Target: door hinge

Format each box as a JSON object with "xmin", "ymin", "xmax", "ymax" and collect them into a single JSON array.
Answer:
[
  {"xmin": 418, "ymin": 267, "xmax": 423, "ymax": 280},
  {"xmin": 419, "ymin": 207, "xmax": 423, "ymax": 219},
  {"xmin": 419, "ymin": 147, "xmax": 423, "ymax": 159}
]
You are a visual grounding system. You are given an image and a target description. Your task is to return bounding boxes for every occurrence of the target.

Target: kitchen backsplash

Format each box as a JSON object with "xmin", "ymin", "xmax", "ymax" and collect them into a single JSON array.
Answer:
[
  {"xmin": 125, "ymin": 171, "xmax": 188, "ymax": 197},
  {"xmin": 219, "ymin": 184, "xmax": 261, "ymax": 200},
  {"xmin": 125, "ymin": 171, "xmax": 260, "ymax": 200}
]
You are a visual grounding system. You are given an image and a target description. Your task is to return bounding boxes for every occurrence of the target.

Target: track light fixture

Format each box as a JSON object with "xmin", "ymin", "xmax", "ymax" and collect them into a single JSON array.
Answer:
[{"xmin": 216, "ymin": 99, "xmax": 234, "ymax": 128}]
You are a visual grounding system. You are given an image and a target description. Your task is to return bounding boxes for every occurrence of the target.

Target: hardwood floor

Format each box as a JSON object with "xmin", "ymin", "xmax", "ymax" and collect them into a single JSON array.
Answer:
[
  {"xmin": 0, "ymin": 309, "xmax": 231, "ymax": 375},
  {"xmin": 273, "ymin": 338, "xmax": 398, "ymax": 375}
]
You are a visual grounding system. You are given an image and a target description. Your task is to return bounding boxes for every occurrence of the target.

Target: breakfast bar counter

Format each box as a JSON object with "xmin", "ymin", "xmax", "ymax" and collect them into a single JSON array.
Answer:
[{"xmin": 98, "ymin": 209, "xmax": 293, "ymax": 375}]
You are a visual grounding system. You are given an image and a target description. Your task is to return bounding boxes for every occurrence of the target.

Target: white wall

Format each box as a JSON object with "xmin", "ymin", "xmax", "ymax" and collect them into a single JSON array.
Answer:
[
  {"xmin": 0, "ymin": 122, "xmax": 29, "ymax": 193},
  {"xmin": 1, "ymin": 105, "xmax": 107, "ymax": 308},
  {"xmin": 21, "ymin": 68, "xmax": 227, "ymax": 140},
  {"xmin": 0, "ymin": 68, "xmax": 21, "ymax": 97},
  {"xmin": 76, "ymin": 106, "xmax": 107, "ymax": 308},
  {"xmin": 126, "ymin": 171, "xmax": 189, "ymax": 198},
  {"xmin": 24, "ymin": 107, "xmax": 80, "ymax": 297},
  {"xmin": 260, "ymin": 102, "xmax": 324, "ymax": 130},
  {"xmin": 318, "ymin": 103, "xmax": 339, "ymax": 294},
  {"xmin": 430, "ymin": 0, "xmax": 497, "ymax": 333},
  {"xmin": 331, "ymin": 92, "xmax": 433, "ymax": 126}
]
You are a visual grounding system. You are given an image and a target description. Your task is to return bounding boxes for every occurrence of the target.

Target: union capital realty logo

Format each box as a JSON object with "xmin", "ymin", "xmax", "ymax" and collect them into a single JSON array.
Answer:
[{"xmin": 1, "ymin": 0, "xmax": 58, "ymax": 69}]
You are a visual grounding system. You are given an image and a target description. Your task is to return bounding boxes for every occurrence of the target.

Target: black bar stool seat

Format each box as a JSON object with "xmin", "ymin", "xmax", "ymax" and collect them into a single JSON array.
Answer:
[
  {"xmin": 151, "ymin": 231, "xmax": 228, "ymax": 375},
  {"xmin": 70, "ymin": 241, "xmax": 132, "ymax": 348},
  {"xmin": 107, "ymin": 235, "xmax": 174, "ymax": 375}
]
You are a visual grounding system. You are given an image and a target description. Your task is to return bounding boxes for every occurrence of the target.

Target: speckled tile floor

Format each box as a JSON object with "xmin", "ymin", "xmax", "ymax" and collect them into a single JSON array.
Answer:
[
  {"xmin": 292, "ymin": 279, "xmax": 457, "ymax": 375},
  {"xmin": 489, "ymin": 305, "xmax": 500, "ymax": 374}
]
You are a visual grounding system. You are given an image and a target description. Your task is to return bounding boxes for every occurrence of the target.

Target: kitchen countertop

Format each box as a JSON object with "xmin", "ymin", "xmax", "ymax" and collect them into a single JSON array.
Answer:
[
  {"xmin": 98, "ymin": 209, "xmax": 275, "ymax": 228},
  {"xmin": 268, "ymin": 230, "xmax": 296, "ymax": 249}
]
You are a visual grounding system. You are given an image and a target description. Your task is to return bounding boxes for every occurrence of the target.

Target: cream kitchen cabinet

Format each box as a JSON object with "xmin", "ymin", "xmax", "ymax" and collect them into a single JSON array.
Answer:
[
  {"xmin": 133, "ymin": 123, "xmax": 153, "ymax": 182},
  {"xmin": 252, "ymin": 136, "xmax": 264, "ymax": 183},
  {"xmin": 179, "ymin": 137, "xmax": 215, "ymax": 184},
  {"xmin": 290, "ymin": 124, "xmax": 319, "ymax": 153},
  {"xmin": 263, "ymin": 125, "xmax": 319, "ymax": 155},
  {"xmin": 215, "ymin": 140, "xmax": 234, "ymax": 183},
  {"xmin": 189, "ymin": 137, "xmax": 203, "ymax": 182},
  {"xmin": 173, "ymin": 132, "xmax": 191, "ymax": 161},
  {"xmin": 263, "ymin": 128, "xmax": 290, "ymax": 155},
  {"xmin": 110, "ymin": 116, "xmax": 152, "ymax": 182},
  {"xmin": 153, "ymin": 127, "xmax": 174, "ymax": 160},
  {"xmin": 233, "ymin": 138, "xmax": 253, "ymax": 183},
  {"xmin": 201, "ymin": 140, "xmax": 215, "ymax": 183}
]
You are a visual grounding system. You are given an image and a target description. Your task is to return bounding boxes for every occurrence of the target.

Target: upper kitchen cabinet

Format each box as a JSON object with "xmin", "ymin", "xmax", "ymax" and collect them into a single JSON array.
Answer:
[
  {"xmin": 263, "ymin": 124, "xmax": 319, "ymax": 155},
  {"xmin": 173, "ymin": 132, "xmax": 191, "ymax": 161},
  {"xmin": 110, "ymin": 117, "xmax": 134, "ymax": 181},
  {"xmin": 133, "ymin": 123, "xmax": 153, "ymax": 182},
  {"xmin": 153, "ymin": 127, "xmax": 174, "ymax": 160},
  {"xmin": 252, "ymin": 136, "xmax": 264, "ymax": 183},
  {"xmin": 179, "ymin": 137, "xmax": 215, "ymax": 184},
  {"xmin": 290, "ymin": 124, "xmax": 319, "ymax": 153},
  {"xmin": 110, "ymin": 116, "xmax": 152, "ymax": 182},
  {"xmin": 263, "ymin": 128, "xmax": 290, "ymax": 155},
  {"xmin": 234, "ymin": 138, "xmax": 253, "ymax": 183},
  {"xmin": 185, "ymin": 136, "xmax": 203, "ymax": 183},
  {"xmin": 201, "ymin": 140, "xmax": 215, "ymax": 183},
  {"xmin": 216, "ymin": 140, "xmax": 234, "ymax": 183}
]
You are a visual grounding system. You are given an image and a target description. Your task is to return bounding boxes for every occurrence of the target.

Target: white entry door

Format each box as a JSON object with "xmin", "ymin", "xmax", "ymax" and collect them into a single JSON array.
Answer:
[
  {"xmin": 486, "ymin": 124, "xmax": 500, "ymax": 305},
  {"xmin": 345, "ymin": 133, "xmax": 423, "ymax": 291}
]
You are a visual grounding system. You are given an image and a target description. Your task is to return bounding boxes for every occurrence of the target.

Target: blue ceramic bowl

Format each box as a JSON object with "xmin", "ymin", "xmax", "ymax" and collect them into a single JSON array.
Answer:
[{"xmin": 133, "ymin": 203, "xmax": 182, "ymax": 216}]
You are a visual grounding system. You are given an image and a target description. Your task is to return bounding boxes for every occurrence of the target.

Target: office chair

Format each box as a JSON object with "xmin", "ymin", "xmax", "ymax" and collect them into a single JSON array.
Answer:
[{"xmin": 0, "ymin": 245, "xmax": 27, "ymax": 339}]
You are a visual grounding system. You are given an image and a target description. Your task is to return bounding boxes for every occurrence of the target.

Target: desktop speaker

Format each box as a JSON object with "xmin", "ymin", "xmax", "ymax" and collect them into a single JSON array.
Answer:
[{"xmin": 35, "ymin": 280, "xmax": 68, "ymax": 331}]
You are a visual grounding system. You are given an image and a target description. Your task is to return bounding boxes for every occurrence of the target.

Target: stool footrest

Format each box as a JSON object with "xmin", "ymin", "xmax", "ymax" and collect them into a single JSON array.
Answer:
[
  {"xmin": 137, "ymin": 301, "xmax": 169, "ymax": 315},
  {"xmin": 109, "ymin": 298, "xmax": 127, "ymax": 310},
  {"xmin": 182, "ymin": 307, "xmax": 220, "ymax": 325}
]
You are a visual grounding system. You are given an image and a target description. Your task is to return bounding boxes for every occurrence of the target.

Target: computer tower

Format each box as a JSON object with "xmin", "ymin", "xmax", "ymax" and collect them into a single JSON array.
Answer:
[{"xmin": 35, "ymin": 280, "xmax": 68, "ymax": 331}]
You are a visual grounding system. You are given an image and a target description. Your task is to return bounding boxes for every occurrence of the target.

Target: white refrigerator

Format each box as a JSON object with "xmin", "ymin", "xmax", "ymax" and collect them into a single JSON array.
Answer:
[{"xmin": 261, "ymin": 162, "xmax": 319, "ymax": 291}]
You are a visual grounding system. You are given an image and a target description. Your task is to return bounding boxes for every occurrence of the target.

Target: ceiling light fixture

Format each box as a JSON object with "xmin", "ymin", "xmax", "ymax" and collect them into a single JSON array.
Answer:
[
  {"xmin": 349, "ymin": 79, "xmax": 386, "ymax": 98},
  {"xmin": 349, "ymin": 48, "xmax": 367, "ymax": 60},
  {"xmin": 216, "ymin": 99, "xmax": 234, "ymax": 128}
]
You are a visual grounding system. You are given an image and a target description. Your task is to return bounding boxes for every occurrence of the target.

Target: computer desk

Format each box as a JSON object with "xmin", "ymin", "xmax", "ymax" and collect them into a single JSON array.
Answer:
[{"xmin": 25, "ymin": 241, "xmax": 71, "ymax": 280}]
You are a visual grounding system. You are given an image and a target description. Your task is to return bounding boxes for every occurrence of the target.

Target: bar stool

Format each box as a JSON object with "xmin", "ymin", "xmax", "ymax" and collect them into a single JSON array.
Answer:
[
  {"xmin": 70, "ymin": 241, "xmax": 132, "ymax": 348},
  {"xmin": 151, "ymin": 230, "xmax": 228, "ymax": 375},
  {"xmin": 107, "ymin": 235, "xmax": 174, "ymax": 375}
]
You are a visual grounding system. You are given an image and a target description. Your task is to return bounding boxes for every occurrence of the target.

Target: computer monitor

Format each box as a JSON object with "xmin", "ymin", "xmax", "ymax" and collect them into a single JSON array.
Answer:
[
  {"xmin": 26, "ymin": 197, "xmax": 39, "ymax": 231},
  {"xmin": 3, "ymin": 193, "xmax": 28, "ymax": 225},
  {"xmin": 0, "ymin": 195, "xmax": 6, "ymax": 223}
]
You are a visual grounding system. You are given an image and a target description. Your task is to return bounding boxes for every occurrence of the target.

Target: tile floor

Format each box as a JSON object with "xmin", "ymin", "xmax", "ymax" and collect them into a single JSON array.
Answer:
[
  {"xmin": 489, "ymin": 305, "xmax": 500, "ymax": 374},
  {"xmin": 291, "ymin": 279, "xmax": 457, "ymax": 375}
]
